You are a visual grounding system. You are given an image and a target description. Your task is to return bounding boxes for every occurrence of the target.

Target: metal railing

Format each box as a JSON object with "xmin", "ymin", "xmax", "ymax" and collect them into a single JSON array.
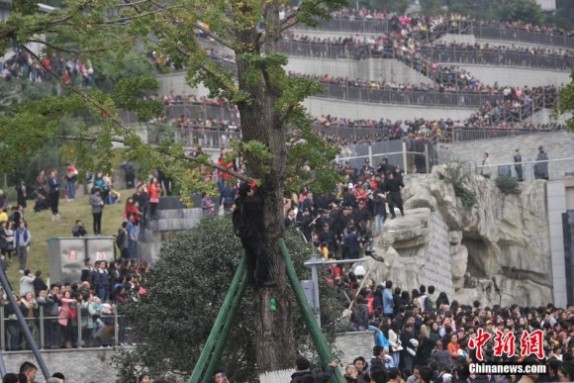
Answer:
[
  {"xmin": 292, "ymin": 18, "xmax": 574, "ymax": 50},
  {"xmin": 446, "ymin": 127, "xmax": 562, "ymax": 142},
  {"xmin": 280, "ymin": 40, "xmax": 574, "ymax": 71},
  {"xmin": 420, "ymin": 46, "xmax": 574, "ymax": 71},
  {"xmin": 146, "ymin": 124, "xmax": 242, "ymax": 148},
  {"xmin": 471, "ymin": 24, "xmax": 574, "ymax": 50},
  {"xmin": 119, "ymin": 101, "xmax": 563, "ymax": 148},
  {"xmin": 0, "ymin": 304, "xmax": 134, "ymax": 351},
  {"xmin": 294, "ymin": 17, "xmax": 391, "ymax": 34},
  {"xmin": 471, "ymin": 156, "xmax": 574, "ymax": 182}
]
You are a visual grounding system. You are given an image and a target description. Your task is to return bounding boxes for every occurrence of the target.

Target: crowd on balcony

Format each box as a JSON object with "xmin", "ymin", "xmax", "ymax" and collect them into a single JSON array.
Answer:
[
  {"xmin": 288, "ymin": 72, "xmax": 558, "ymax": 110},
  {"xmin": 282, "ymin": 32, "xmax": 574, "ymax": 72},
  {"xmin": 139, "ymin": 89, "xmax": 562, "ymax": 148},
  {"xmin": 301, "ymin": 6, "xmax": 574, "ymax": 39}
]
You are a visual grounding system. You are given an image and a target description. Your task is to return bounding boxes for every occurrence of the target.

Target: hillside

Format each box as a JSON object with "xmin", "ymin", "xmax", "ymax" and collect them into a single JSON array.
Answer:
[{"xmin": 7, "ymin": 191, "xmax": 126, "ymax": 288}]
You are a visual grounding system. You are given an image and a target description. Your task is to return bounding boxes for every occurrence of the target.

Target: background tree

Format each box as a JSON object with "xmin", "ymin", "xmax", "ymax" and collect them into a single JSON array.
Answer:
[
  {"xmin": 113, "ymin": 217, "xmax": 343, "ymax": 383},
  {"xmin": 0, "ymin": 0, "xmax": 343, "ymax": 376},
  {"xmin": 419, "ymin": 0, "xmax": 444, "ymax": 16},
  {"xmin": 494, "ymin": 0, "xmax": 543, "ymax": 25},
  {"xmin": 554, "ymin": 0, "xmax": 574, "ymax": 30},
  {"xmin": 359, "ymin": 0, "xmax": 409, "ymax": 14},
  {"xmin": 558, "ymin": 72, "xmax": 574, "ymax": 132}
]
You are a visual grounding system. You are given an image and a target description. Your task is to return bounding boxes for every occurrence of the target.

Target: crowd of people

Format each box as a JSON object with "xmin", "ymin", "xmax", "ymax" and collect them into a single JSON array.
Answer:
[
  {"xmin": 0, "ymin": 161, "xmax": 180, "ymax": 353},
  {"xmin": 305, "ymin": 6, "xmax": 574, "ymax": 40},
  {"xmin": 331, "ymin": 276, "xmax": 574, "ymax": 383},
  {"xmin": 0, "ymin": 50, "xmax": 95, "ymax": 87},
  {"xmin": 282, "ymin": 33, "xmax": 573, "ymax": 75},
  {"xmin": 133, "ymin": 90, "xmax": 564, "ymax": 148}
]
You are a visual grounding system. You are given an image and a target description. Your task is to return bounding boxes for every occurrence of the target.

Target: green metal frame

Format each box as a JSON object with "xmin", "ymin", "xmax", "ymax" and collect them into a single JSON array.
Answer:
[{"xmin": 188, "ymin": 241, "xmax": 345, "ymax": 383}]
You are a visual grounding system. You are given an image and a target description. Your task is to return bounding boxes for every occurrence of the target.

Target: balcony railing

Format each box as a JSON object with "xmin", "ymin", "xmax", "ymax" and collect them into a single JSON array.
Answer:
[
  {"xmin": 292, "ymin": 18, "xmax": 574, "ymax": 50},
  {"xmin": 0, "ymin": 304, "xmax": 134, "ymax": 351}
]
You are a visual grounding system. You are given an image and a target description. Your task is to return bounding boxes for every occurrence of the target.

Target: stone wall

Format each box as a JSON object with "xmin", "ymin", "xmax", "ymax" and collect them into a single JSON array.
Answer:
[{"xmin": 333, "ymin": 332, "xmax": 374, "ymax": 365}]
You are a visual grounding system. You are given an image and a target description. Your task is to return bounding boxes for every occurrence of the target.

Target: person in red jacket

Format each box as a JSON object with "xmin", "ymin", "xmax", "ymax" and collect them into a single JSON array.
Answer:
[{"xmin": 147, "ymin": 177, "xmax": 161, "ymax": 221}]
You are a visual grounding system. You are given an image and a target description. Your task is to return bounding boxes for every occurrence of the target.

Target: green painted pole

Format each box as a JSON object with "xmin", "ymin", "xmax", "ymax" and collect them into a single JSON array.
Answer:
[
  {"xmin": 278, "ymin": 239, "xmax": 345, "ymax": 383},
  {"xmin": 189, "ymin": 255, "xmax": 248, "ymax": 383},
  {"xmin": 201, "ymin": 271, "xmax": 248, "ymax": 383}
]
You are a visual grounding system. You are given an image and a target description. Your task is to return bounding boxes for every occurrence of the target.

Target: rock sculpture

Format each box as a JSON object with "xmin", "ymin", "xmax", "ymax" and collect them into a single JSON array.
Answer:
[{"xmin": 368, "ymin": 164, "xmax": 553, "ymax": 307}]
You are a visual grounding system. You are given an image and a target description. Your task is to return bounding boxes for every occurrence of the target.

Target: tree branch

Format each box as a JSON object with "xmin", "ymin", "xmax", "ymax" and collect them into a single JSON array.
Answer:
[
  {"xmin": 116, "ymin": 0, "xmax": 152, "ymax": 7},
  {"xmin": 103, "ymin": 5, "xmax": 183, "ymax": 24},
  {"xmin": 0, "ymin": 0, "xmax": 91, "ymax": 40},
  {"xmin": 21, "ymin": 46, "xmax": 250, "ymax": 183},
  {"xmin": 26, "ymin": 39, "xmax": 107, "ymax": 55},
  {"xmin": 154, "ymin": 29, "xmax": 239, "ymax": 96},
  {"xmin": 54, "ymin": 134, "xmax": 252, "ymax": 182},
  {"xmin": 280, "ymin": 18, "xmax": 300, "ymax": 34},
  {"xmin": 280, "ymin": 12, "xmax": 300, "ymax": 32},
  {"xmin": 195, "ymin": 24, "xmax": 235, "ymax": 51}
]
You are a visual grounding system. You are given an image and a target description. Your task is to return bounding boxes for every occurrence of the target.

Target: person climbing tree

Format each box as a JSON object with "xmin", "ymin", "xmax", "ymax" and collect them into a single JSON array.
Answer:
[{"xmin": 233, "ymin": 182, "xmax": 274, "ymax": 288}]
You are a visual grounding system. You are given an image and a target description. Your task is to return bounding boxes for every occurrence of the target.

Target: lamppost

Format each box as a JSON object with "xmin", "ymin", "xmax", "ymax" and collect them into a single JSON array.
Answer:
[{"xmin": 303, "ymin": 252, "xmax": 367, "ymax": 327}]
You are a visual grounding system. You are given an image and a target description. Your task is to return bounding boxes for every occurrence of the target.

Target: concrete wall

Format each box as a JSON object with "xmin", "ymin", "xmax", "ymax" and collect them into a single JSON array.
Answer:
[
  {"xmin": 454, "ymin": 64, "xmax": 572, "ymax": 87},
  {"xmin": 333, "ymin": 332, "xmax": 374, "ymax": 365},
  {"xmin": 156, "ymin": 74, "xmax": 212, "ymax": 97},
  {"xmin": 0, "ymin": 333, "xmax": 375, "ymax": 382},
  {"xmin": 137, "ymin": 206, "xmax": 204, "ymax": 265},
  {"xmin": 435, "ymin": 33, "xmax": 476, "ymax": 45},
  {"xmin": 420, "ymin": 210, "xmax": 454, "ymax": 297},
  {"xmin": 524, "ymin": 109, "xmax": 571, "ymax": 125},
  {"xmin": 547, "ymin": 180, "xmax": 568, "ymax": 308},
  {"xmin": 286, "ymin": 57, "xmax": 435, "ymax": 84},
  {"xmin": 3, "ymin": 348, "xmax": 120, "ymax": 383},
  {"xmin": 304, "ymin": 97, "xmax": 476, "ymax": 121}
]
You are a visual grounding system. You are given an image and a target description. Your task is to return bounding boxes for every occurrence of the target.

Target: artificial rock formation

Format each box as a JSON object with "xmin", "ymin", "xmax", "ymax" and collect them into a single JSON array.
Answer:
[{"xmin": 368, "ymin": 164, "xmax": 553, "ymax": 307}]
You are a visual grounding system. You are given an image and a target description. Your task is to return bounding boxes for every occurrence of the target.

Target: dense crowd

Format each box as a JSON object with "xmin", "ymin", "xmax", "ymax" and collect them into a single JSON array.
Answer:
[
  {"xmin": 0, "ymin": 50, "xmax": 94, "ymax": 86},
  {"xmin": 133, "ymin": 90, "xmax": 564, "ymax": 148},
  {"xmin": 306, "ymin": 6, "xmax": 574, "ymax": 39},
  {"xmin": 333, "ymin": 279, "xmax": 574, "ymax": 383},
  {"xmin": 282, "ymin": 33, "xmax": 573, "ymax": 75},
  {"xmin": 266, "ymin": 156, "xmax": 573, "ymax": 383}
]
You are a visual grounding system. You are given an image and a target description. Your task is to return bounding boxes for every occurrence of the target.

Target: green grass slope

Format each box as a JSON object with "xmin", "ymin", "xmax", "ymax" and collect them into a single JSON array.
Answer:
[{"xmin": 9, "ymin": 192, "xmax": 127, "ymax": 287}]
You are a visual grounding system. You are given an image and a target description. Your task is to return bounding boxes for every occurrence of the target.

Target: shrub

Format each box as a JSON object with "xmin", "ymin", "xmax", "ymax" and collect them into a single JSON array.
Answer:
[
  {"xmin": 495, "ymin": 176, "xmax": 520, "ymax": 195},
  {"xmin": 438, "ymin": 161, "xmax": 478, "ymax": 208}
]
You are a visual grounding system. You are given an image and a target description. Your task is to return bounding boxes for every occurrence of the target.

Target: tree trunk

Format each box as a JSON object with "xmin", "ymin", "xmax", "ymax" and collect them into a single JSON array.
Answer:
[
  {"xmin": 235, "ymin": 56, "xmax": 295, "ymax": 375},
  {"xmin": 232, "ymin": 0, "xmax": 297, "ymax": 371}
]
